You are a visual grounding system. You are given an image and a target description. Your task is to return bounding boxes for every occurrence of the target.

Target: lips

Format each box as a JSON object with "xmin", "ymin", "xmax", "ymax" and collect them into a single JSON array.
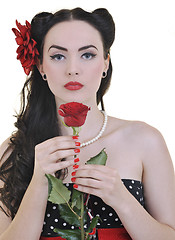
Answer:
[{"xmin": 64, "ymin": 81, "xmax": 84, "ymax": 91}]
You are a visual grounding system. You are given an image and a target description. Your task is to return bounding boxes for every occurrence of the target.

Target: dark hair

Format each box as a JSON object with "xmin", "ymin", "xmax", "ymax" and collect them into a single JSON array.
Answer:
[{"xmin": 0, "ymin": 7, "xmax": 115, "ymax": 219}]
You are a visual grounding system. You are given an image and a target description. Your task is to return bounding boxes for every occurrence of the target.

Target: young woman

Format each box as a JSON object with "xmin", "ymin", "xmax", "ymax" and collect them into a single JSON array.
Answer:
[{"xmin": 0, "ymin": 7, "xmax": 175, "ymax": 240}]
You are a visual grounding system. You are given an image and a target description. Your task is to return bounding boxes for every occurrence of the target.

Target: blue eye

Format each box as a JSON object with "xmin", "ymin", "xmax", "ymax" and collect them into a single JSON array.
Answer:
[
  {"xmin": 50, "ymin": 54, "xmax": 65, "ymax": 61},
  {"xmin": 82, "ymin": 53, "xmax": 96, "ymax": 60}
]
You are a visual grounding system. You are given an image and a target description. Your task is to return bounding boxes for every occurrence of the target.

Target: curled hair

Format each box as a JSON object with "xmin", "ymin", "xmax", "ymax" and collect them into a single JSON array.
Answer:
[{"xmin": 0, "ymin": 7, "xmax": 115, "ymax": 219}]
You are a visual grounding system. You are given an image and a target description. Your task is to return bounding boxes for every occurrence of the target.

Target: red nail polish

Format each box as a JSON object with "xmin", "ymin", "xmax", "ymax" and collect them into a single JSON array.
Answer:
[
  {"xmin": 75, "ymin": 142, "xmax": 81, "ymax": 147},
  {"xmin": 73, "ymin": 184, "xmax": 78, "ymax": 189},
  {"xmin": 73, "ymin": 164, "xmax": 79, "ymax": 169},
  {"xmin": 74, "ymin": 158, "xmax": 79, "ymax": 163},
  {"xmin": 71, "ymin": 171, "xmax": 76, "ymax": 176},
  {"xmin": 74, "ymin": 149, "xmax": 80, "ymax": 153},
  {"xmin": 71, "ymin": 177, "xmax": 76, "ymax": 182},
  {"xmin": 72, "ymin": 136, "xmax": 79, "ymax": 140}
]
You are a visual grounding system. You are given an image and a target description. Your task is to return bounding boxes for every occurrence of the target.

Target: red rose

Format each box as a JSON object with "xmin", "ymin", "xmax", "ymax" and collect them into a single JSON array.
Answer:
[
  {"xmin": 58, "ymin": 102, "xmax": 90, "ymax": 127},
  {"xmin": 12, "ymin": 20, "xmax": 39, "ymax": 75}
]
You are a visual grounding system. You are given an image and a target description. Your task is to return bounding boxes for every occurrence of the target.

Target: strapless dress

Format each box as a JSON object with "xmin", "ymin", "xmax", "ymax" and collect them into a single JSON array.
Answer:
[{"xmin": 40, "ymin": 179, "xmax": 144, "ymax": 240}]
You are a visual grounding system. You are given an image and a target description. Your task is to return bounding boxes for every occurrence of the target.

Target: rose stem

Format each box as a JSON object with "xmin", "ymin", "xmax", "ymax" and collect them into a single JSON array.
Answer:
[{"xmin": 80, "ymin": 193, "xmax": 85, "ymax": 240}]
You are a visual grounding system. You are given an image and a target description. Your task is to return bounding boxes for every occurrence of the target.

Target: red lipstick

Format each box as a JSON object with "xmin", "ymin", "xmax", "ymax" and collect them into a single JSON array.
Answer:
[{"xmin": 64, "ymin": 81, "xmax": 83, "ymax": 91}]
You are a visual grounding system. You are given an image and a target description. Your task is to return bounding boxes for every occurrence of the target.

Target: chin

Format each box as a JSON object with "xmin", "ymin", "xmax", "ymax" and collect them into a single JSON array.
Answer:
[{"xmin": 55, "ymin": 95, "xmax": 84, "ymax": 105}]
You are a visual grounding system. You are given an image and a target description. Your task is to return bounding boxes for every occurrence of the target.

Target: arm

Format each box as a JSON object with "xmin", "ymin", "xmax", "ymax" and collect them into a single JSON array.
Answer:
[
  {"xmin": 0, "ymin": 136, "xmax": 78, "ymax": 240},
  {"xmin": 114, "ymin": 127, "xmax": 175, "ymax": 239},
  {"xmin": 0, "ymin": 174, "xmax": 48, "ymax": 240},
  {"xmin": 75, "ymin": 124, "xmax": 175, "ymax": 239}
]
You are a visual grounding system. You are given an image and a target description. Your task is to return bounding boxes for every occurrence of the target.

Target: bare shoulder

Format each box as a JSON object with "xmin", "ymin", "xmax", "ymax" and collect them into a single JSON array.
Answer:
[
  {"xmin": 108, "ymin": 116, "xmax": 172, "ymax": 167},
  {"xmin": 0, "ymin": 137, "xmax": 13, "ymax": 188},
  {"xmin": 108, "ymin": 117, "xmax": 175, "ymax": 227},
  {"xmin": 0, "ymin": 138, "xmax": 13, "ymax": 230},
  {"xmin": 0, "ymin": 137, "xmax": 13, "ymax": 167},
  {"xmin": 0, "ymin": 136, "xmax": 13, "ymax": 187},
  {"xmin": 108, "ymin": 116, "xmax": 164, "ymax": 148}
]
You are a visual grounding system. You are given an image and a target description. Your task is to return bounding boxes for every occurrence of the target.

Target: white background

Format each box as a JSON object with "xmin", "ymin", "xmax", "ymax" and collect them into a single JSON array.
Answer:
[{"xmin": 0, "ymin": 0, "xmax": 175, "ymax": 167}]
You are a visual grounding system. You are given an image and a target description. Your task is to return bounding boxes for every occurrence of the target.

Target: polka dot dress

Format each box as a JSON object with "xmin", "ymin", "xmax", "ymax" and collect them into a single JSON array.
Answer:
[{"xmin": 41, "ymin": 179, "xmax": 144, "ymax": 237}]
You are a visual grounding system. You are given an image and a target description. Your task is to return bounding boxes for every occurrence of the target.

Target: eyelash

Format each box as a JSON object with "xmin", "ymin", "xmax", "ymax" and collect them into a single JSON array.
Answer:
[
  {"xmin": 50, "ymin": 54, "xmax": 65, "ymax": 61},
  {"xmin": 82, "ymin": 52, "xmax": 97, "ymax": 60},
  {"xmin": 50, "ymin": 52, "xmax": 97, "ymax": 61}
]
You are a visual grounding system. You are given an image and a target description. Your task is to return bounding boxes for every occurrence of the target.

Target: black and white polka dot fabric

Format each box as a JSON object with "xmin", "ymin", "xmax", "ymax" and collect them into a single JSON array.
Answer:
[{"xmin": 41, "ymin": 179, "xmax": 144, "ymax": 237}]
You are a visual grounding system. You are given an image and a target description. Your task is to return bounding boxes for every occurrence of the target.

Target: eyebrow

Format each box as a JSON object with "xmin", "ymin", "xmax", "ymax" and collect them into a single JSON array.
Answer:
[{"xmin": 48, "ymin": 44, "xmax": 98, "ymax": 52}]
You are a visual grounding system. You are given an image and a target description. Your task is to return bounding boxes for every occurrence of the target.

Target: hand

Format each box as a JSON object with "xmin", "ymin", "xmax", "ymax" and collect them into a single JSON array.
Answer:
[
  {"xmin": 72, "ymin": 164, "xmax": 124, "ymax": 208},
  {"xmin": 33, "ymin": 136, "xmax": 79, "ymax": 183}
]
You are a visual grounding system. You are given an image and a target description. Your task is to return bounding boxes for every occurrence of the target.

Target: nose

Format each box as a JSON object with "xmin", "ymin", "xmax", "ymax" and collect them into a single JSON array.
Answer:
[
  {"xmin": 68, "ymin": 72, "xmax": 79, "ymax": 76},
  {"xmin": 66, "ymin": 57, "xmax": 80, "ymax": 76}
]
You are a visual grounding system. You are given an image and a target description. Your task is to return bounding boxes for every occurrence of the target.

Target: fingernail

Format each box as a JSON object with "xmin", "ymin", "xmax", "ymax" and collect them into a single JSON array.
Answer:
[
  {"xmin": 71, "ymin": 177, "xmax": 76, "ymax": 182},
  {"xmin": 75, "ymin": 142, "xmax": 81, "ymax": 147},
  {"xmin": 73, "ymin": 164, "xmax": 79, "ymax": 169},
  {"xmin": 73, "ymin": 184, "xmax": 78, "ymax": 189},
  {"xmin": 74, "ymin": 149, "xmax": 80, "ymax": 153},
  {"xmin": 71, "ymin": 171, "xmax": 76, "ymax": 176},
  {"xmin": 74, "ymin": 158, "xmax": 79, "ymax": 163},
  {"xmin": 72, "ymin": 136, "xmax": 79, "ymax": 140}
]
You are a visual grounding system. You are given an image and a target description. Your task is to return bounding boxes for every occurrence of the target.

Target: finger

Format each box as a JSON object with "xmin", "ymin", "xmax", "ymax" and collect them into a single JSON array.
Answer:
[
  {"xmin": 75, "ymin": 169, "xmax": 104, "ymax": 181},
  {"xmin": 74, "ymin": 177, "xmax": 101, "ymax": 189},
  {"xmin": 78, "ymin": 164, "xmax": 110, "ymax": 174},
  {"xmin": 36, "ymin": 136, "xmax": 78, "ymax": 153},
  {"xmin": 49, "ymin": 137, "xmax": 79, "ymax": 153},
  {"xmin": 73, "ymin": 184, "xmax": 102, "ymax": 197},
  {"xmin": 55, "ymin": 158, "xmax": 75, "ymax": 171},
  {"xmin": 50, "ymin": 148, "xmax": 80, "ymax": 162},
  {"xmin": 48, "ymin": 159, "xmax": 75, "ymax": 173}
]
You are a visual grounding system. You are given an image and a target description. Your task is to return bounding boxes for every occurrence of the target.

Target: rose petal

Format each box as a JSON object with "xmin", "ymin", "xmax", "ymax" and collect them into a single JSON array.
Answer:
[
  {"xmin": 58, "ymin": 102, "xmax": 90, "ymax": 127},
  {"xmin": 58, "ymin": 109, "xmax": 65, "ymax": 117}
]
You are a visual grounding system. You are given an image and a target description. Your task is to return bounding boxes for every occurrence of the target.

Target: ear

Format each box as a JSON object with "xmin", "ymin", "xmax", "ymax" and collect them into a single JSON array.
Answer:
[
  {"xmin": 104, "ymin": 54, "xmax": 110, "ymax": 72},
  {"xmin": 36, "ymin": 62, "xmax": 46, "ymax": 80},
  {"xmin": 37, "ymin": 62, "xmax": 44, "ymax": 75}
]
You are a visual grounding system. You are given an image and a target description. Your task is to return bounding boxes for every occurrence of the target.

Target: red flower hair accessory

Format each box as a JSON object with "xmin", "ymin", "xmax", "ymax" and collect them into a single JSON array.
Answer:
[{"xmin": 12, "ymin": 20, "xmax": 39, "ymax": 75}]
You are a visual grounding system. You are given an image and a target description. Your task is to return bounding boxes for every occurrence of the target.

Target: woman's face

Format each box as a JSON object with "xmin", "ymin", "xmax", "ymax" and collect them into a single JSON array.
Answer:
[{"xmin": 40, "ymin": 20, "xmax": 109, "ymax": 106}]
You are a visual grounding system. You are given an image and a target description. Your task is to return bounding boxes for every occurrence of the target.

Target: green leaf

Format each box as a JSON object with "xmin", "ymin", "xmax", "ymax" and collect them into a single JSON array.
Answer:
[
  {"xmin": 54, "ymin": 228, "xmax": 81, "ymax": 240},
  {"xmin": 45, "ymin": 174, "xmax": 71, "ymax": 205},
  {"xmin": 46, "ymin": 174, "xmax": 52, "ymax": 196},
  {"xmin": 58, "ymin": 204, "xmax": 81, "ymax": 227},
  {"xmin": 86, "ymin": 149, "xmax": 107, "ymax": 166},
  {"xmin": 71, "ymin": 189, "xmax": 83, "ymax": 209},
  {"xmin": 86, "ymin": 216, "xmax": 100, "ymax": 234}
]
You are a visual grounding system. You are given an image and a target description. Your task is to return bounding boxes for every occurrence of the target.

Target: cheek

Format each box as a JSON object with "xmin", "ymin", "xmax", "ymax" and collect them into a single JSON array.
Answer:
[
  {"xmin": 41, "ymin": 61, "xmax": 61, "ymax": 96},
  {"xmin": 43, "ymin": 59, "xmax": 59, "ymax": 79},
  {"xmin": 42, "ymin": 59, "xmax": 64, "ymax": 89},
  {"xmin": 88, "ymin": 61, "xmax": 104, "ymax": 86}
]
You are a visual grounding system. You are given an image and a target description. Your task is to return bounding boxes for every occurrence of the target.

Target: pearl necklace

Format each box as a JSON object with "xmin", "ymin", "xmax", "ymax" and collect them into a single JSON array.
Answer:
[{"xmin": 80, "ymin": 111, "xmax": 108, "ymax": 147}]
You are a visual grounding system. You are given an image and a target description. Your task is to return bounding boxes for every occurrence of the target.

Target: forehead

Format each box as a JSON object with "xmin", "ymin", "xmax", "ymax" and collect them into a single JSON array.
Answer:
[{"xmin": 44, "ymin": 20, "xmax": 103, "ymax": 50}]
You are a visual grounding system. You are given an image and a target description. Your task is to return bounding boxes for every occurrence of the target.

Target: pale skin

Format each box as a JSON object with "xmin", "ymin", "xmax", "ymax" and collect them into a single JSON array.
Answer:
[{"xmin": 0, "ymin": 20, "xmax": 175, "ymax": 240}]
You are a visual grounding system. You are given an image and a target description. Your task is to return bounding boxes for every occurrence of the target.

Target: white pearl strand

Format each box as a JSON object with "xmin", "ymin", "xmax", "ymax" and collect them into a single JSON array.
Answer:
[{"xmin": 80, "ymin": 111, "xmax": 108, "ymax": 147}]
